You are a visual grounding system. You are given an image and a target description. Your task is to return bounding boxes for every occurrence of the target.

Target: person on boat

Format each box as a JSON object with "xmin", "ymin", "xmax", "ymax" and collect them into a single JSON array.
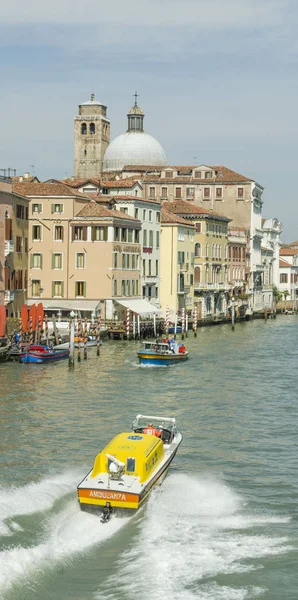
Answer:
[
  {"xmin": 144, "ymin": 424, "xmax": 162, "ymax": 437},
  {"xmin": 178, "ymin": 344, "xmax": 186, "ymax": 354}
]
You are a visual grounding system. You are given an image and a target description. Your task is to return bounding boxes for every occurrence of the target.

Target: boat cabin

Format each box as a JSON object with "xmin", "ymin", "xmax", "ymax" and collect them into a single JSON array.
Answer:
[
  {"xmin": 90, "ymin": 432, "xmax": 165, "ymax": 483},
  {"xmin": 142, "ymin": 341, "xmax": 171, "ymax": 354}
]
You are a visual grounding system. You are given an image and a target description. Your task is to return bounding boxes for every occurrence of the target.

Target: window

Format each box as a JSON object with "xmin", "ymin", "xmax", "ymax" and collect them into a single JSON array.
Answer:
[
  {"xmin": 54, "ymin": 225, "xmax": 64, "ymax": 241},
  {"xmin": 127, "ymin": 254, "xmax": 130, "ymax": 269},
  {"xmin": 90, "ymin": 122, "xmax": 95, "ymax": 134},
  {"xmin": 203, "ymin": 187, "xmax": 210, "ymax": 199},
  {"xmin": 237, "ymin": 187, "xmax": 244, "ymax": 199},
  {"xmin": 216, "ymin": 188, "xmax": 222, "ymax": 199},
  {"xmin": 113, "ymin": 252, "xmax": 118, "ymax": 268},
  {"xmin": 149, "ymin": 230, "xmax": 153, "ymax": 248},
  {"xmin": 165, "ymin": 170, "xmax": 173, "ymax": 178},
  {"xmin": 122, "ymin": 254, "xmax": 126, "ymax": 269},
  {"xmin": 196, "ymin": 222, "xmax": 201, "ymax": 233},
  {"xmin": 122, "ymin": 228, "xmax": 128, "ymax": 242},
  {"xmin": 32, "ymin": 225, "xmax": 41, "ymax": 241},
  {"xmin": 280, "ymin": 274, "xmax": 288, "ymax": 283},
  {"xmin": 143, "ymin": 230, "xmax": 147, "ymax": 247},
  {"xmin": 156, "ymin": 211, "xmax": 160, "ymax": 223},
  {"xmin": 135, "ymin": 229, "xmax": 140, "ymax": 243},
  {"xmin": 143, "ymin": 209, "xmax": 146, "ymax": 220},
  {"xmin": 122, "ymin": 280, "xmax": 126, "ymax": 295},
  {"xmin": 126, "ymin": 280, "xmax": 130, "ymax": 296},
  {"xmin": 113, "ymin": 279, "xmax": 118, "ymax": 296},
  {"xmin": 31, "ymin": 253, "xmax": 42, "ymax": 268},
  {"xmin": 132, "ymin": 280, "xmax": 135, "ymax": 295},
  {"xmin": 52, "ymin": 253, "xmax": 62, "ymax": 269},
  {"xmin": 81, "ymin": 123, "xmax": 87, "ymax": 134},
  {"xmin": 149, "ymin": 210, "xmax": 152, "ymax": 221},
  {"xmin": 135, "ymin": 208, "xmax": 139, "ymax": 219},
  {"xmin": 178, "ymin": 251, "xmax": 185, "ymax": 264},
  {"xmin": 178, "ymin": 228, "xmax": 184, "ymax": 241},
  {"xmin": 149, "ymin": 188, "xmax": 155, "ymax": 199},
  {"xmin": 76, "ymin": 253, "xmax": 86, "ymax": 269},
  {"xmin": 128, "ymin": 229, "xmax": 133, "ymax": 242},
  {"xmin": 51, "ymin": 203, "xmax": 63, "ymax": 214},
  {"xmin": 186, "ymin": 187, "xmax": 195, "ymax": 198},
  {"xmin": 132, "ymin": 254, "xmax": 136, "ymax": 269},
  {"xmin": 92, "ymin": 226, "xmax": 107, "ymax": 241},
  {"xmin": 156, "ymin": 231, "xmax": 160, "ymax": 249},
  {"xmin": 205, "ymin": 171, "xmax": 212, "ymax": 179},
  {"xmin": 148, "ymin": 260, "xmax": 152, "ymax": 276},
  {"xmin": 175, "ymin": 187, "xmax": 182, "ymax": 198},
  {"xmin": 73, "ymin": 226, "xmax": 85, "ymax": 241},
  {"xmin": 194, "ymin": 171, "xmax": 201, "ymax": 178},
  {"xmin": 143, "ymin": 259, "xmax": 146, "ymax": 276},
  {"xmin": 16, "ymin": 204, "xmax": 26, "ymax": 219},
  {"xmin": 205, "ymin": 243, "xmax": 209, "ymax": 258},
  {"xmin": 24, "ymin": 238, "xmax": 28, "ymax": 253},
  {"xmin": 161, "ymin": 187, "xmax": 167, "ymax": 199},
  {"xmin": 32, "ymin": 203, "xmax": 42, "ymax": 214},
  {"xmin": 16, "ymin": 236, "xmax": 23, "ymax": 253},
  {"xmin": 52, "ymin": 281, "xmax": 64, "ymax": 297},
  {"xmin": 136, "ymin": 280, "xmax": 139, "ymax": 295},
  {"xmin": 126, "ymin": 457, "xmax": 136, "ymax": 472},
  {"xmin": 156, "ymin": 260, "xmax": 159, "ymax": 276},
  {"xmin": 32, "ymin": 279, "xmax": 41, "ymax": 297},
  {"xmin": 75, "ymin": 281, "xmax": 86, "ymax": 297},
  {"xmin": 195, "ymin": 243, "xmax": 201, "ymax": 257},
  {"xmin": 120, "ymin": 206, "xmax": 128, "ymax": 214}
]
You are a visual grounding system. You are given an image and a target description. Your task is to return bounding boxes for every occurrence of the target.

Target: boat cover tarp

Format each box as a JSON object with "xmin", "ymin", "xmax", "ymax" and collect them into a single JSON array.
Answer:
[{"xmin": 115, "ymin": 299, "xmax": 161, "ymax": 315}]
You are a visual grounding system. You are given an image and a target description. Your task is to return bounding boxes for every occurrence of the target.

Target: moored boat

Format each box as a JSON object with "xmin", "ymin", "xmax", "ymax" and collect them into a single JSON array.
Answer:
[
  {"xmin": 137, "ymin": 339, "xmax": 189, "ymax": 365},
  {"xmin": 77, "ymin": 414, "xmax": 182, "ymax": 521},
  {"xmin": 19, "ymin": 344, "xmax": 69, "ymax": 364}
]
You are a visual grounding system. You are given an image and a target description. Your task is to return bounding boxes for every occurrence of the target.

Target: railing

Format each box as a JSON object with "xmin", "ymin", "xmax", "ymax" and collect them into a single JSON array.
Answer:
[
  {"xmin": 194, "ymin": 282, "xmax": 231, "ymax": 291},
  {"xmin": 4, "ymin": 240, "xmax": 14, "ymax": 256},
  {"xmin": 179, "ymin": 262, "xmax": 188, "ymax": 272},
  {"xmin": 4, "ymin": 290, "xmax": 14, "ymax": 304}
]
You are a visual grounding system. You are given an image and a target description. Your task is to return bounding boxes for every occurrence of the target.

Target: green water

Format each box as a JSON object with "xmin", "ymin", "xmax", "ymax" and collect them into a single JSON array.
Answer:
[{"xmin": 0, "ymin": 318, "xmax": 297, "ymax": 599}]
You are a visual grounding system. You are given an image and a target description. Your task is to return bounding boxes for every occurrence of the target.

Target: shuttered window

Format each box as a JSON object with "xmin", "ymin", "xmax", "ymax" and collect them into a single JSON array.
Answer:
[{"xmin": 75, "ymin": 281, "xmax": 86, "ymax": 297}]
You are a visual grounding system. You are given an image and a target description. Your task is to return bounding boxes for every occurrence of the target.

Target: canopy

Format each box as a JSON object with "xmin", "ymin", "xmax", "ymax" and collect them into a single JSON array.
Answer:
[
  {"xmin": 27, "ymin": 300, "xmax": 101, "ymax": 313},
  {"xmin": 115, "ymin": 299, "xmax": 161, "ymax": 315}
]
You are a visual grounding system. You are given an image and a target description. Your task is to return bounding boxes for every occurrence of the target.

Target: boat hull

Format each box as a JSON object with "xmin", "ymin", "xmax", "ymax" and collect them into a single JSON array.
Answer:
[
  {"xmin": 77, "ymin": 444, "xmax": 179, "ymax": 514},
  {"xmin": 137, "ymin": 351, "xmax": 189, "ymax": 366},
  {"xmin": 20, "ymin": 349, "xmax": 69, "ymax": 363}
]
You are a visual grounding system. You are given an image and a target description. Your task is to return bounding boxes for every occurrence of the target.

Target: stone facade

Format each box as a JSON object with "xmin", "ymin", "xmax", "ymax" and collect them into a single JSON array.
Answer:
[
  {"xmin": 74, "ymin": 95, "xmax": 110, "ymax": 179},
  {"xmin": 0, "ymin": 177, "xmax": 29, "ymax": 315}
]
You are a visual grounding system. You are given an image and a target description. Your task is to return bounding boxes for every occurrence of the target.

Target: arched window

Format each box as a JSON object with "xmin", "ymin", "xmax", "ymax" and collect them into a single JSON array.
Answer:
[
  {"xmin": 90, "ymin": 122, "xmax": 95, "ymax": 134},
  {"xmin": 194, "ymin": 266, "xmax": 201, "ymax": 283},
  {"xmin": 195, "ymin": 243, "xmax": 201, "ymax": 257},
  {"xmin": 81, "ymin": 123, "xmax": 87, "ymax": 135}
]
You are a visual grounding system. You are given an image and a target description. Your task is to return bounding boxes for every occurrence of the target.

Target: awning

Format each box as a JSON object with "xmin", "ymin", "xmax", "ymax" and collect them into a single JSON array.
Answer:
[
  {"xmin": 115, "ymin": 299, "xmax": 161, "ymax": 315},
  {"xmin": 27, "ymin": 299, "xmax": 101, "ymax": 313}
]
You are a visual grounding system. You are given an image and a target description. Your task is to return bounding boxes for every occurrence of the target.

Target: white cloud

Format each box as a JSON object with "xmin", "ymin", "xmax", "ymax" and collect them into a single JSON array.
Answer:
[{"xmin": 2, "ymin": 0, "xmax": 289, "ymax": 28}]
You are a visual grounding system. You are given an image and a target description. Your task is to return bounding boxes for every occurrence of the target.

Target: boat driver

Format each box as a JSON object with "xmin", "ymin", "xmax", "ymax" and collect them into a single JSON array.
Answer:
[{"xmin": 144, "ymin": 424, "xmax": 162, "ymax": 438}]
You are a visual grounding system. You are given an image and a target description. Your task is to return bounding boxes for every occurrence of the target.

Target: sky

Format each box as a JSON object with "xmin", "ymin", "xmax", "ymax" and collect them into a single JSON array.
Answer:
[{"xmin": 0, "ymin": 0, "xmax": 297, "ymax": 241}]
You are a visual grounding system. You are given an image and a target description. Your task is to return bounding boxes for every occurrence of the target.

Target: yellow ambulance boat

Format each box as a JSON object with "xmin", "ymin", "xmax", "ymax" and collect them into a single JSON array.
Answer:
[{"xmin": 77, "ymin": 414, "xmax": 182, "ymax": 521}]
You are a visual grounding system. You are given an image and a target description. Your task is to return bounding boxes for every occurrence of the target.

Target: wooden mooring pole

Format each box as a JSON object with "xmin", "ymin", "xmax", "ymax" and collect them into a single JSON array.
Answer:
[
  {"xmin": 96, "ymin": 314, "xmax": 101, "ymax": 356},
  {"xmin": 193, "ymin": 306, "xmax": 197, "ymax": 337},
  {"xmin": 69, "ymin": 315, "xmax": 75, "ymax": 367},
  {"xmin": 77, "ymin": 317, "xmax": 82, "ymax": 362},
  {"xmin": 83, "ymin": 317, "xmax": 88, "ymax": 360}
]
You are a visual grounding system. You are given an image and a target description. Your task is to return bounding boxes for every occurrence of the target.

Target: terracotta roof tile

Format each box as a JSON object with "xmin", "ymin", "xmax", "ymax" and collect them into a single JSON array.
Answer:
[
  {"xmin": 165, "ymin": 200, "xmax": 231, "ymax": 221},
  {"xmin": 13, "ymin": 182, "xmax": 88, "ymax": 199},
  {"xmin": 161, "ymin": 208, "xmax": 195, "ymax": 227},
  {"xmin": 143, "ymin": 164, "xmax": 255, "ymax": 184},
  {"xmin": 75, "ymin": 201, "xmax": 140, "ymax": 221},
  {"xmin": 280, "ymin": 247, "xmax": 298, "ymax": 256},
  {"xmin": 279, "ymin": 259, "xmax": 292, "ymax": 267}
]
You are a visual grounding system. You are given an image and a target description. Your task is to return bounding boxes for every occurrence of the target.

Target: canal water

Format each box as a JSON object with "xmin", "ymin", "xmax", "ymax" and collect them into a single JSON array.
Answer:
[{"xmin": 0, "ymin": 317, "xmax": 297, "ymax": 600}]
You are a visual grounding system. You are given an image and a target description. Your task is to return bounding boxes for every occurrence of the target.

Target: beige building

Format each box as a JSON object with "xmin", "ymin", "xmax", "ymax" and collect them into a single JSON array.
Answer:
[
  {"xmin": 164, "ymin": 201, "xmax": 231, "ymax": 319},
  {"xmin": 74, "ymin": 94, "xmax": 110, "ymax": 179},
  {"xmin": 12, "ymin": 182, "xmax": 142, "ymax": 319},
  {"xmin": 0, "ymin": 176, "xmax": 29, "ymax": 315},
  {"xmin": 160, "ymin": 208, "xmax": 195, "ymax": 317}
]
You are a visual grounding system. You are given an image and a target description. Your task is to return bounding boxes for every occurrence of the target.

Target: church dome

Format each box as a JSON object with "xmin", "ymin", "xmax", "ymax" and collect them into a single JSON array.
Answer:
[
  {"xmin": 103, "ymin": 96, "xmax": 167, "ymax": 172},
  {"xmin": 103, "ymin": 131, "xmax": 167, "ymax": 172}
]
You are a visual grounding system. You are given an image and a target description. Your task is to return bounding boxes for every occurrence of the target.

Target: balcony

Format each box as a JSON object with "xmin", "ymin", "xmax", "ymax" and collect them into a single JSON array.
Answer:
[
  {"xmin": 179, "ymin": 262, "xmax": 188, "ymax": 272},
  {"xmin": 177, "ymin": 285, "xmax": 191, "ymax": 295},
  {"xmin": 194, "ymin": 282, "xmax": 231, "ymax": 292},
  {"xmin": 4, "ymin": 290, "xmax": 15, "ymax": 304},
  {"xmin": 5, "ymin": 240, "xmax": 14, "ymax": 256},
  {"xmin": 143, "ymin": 246, "xmax": 153, "ymax": 253},
  {"xmin": 185, "ymin": 296, "xmax": 193, "ymax": 306}
]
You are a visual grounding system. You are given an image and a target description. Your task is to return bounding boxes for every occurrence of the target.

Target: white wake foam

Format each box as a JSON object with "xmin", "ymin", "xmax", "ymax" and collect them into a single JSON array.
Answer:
[
  {"xmin": 95, "ymin": 474, "xmax": 291, "ymax": 600},
  {"xmin": 0, "ymin": 499, "xmax": 130, "ymax": 593},
  {"xmin": 0, "ymin": 469, "xmax": 81, "ymax": 535}
]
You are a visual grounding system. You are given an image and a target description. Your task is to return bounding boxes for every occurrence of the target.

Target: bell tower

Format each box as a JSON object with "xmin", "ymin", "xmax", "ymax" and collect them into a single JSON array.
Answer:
[{"xmin": 74, "ymin": 94, "xmax": 110, "ymax": 179}]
